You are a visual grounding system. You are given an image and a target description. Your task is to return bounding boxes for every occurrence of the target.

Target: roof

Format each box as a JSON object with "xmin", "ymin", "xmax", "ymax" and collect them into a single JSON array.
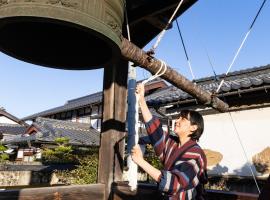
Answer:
[
  {"xmin": 145, "ymin": 64, "xmax": 270, "ymax": 106},
  {"xmin": 22, "ymin": 92, "xmax": 103, "ymax": 121},
  {"xmin": 22, "ymin": 79, "xmax": 167, "ymax": 121},
  {"xmin": 0, "ymin": 108, "xmax": 28, "ymax": 126},
  {"xmin": 5, "ymin": 118, "xmax": 100, "ymax": 146},
  {"xmin": 0, "ymin": 123, "xmax": 27, "ymax": 135},
  {"xmin": 23, "ymin": 65, "xmax": 270, "ymax": 121},
  {"xmin": 126, "ymin": 0, "xmax": 197, "ymax": 47}
]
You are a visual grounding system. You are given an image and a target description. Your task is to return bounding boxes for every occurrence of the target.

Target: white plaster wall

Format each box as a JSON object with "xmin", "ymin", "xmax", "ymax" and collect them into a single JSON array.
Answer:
[
  {"xmin": 199, "ymin": 107, "xmax": 270, "ymax": 177},
  {"xmin": 91, "ymin": 119, "xmax": 101, "ymax": 131},
  {"xmin": 0, "ymin": 116, "xmax": 17, "ymax": 124}
]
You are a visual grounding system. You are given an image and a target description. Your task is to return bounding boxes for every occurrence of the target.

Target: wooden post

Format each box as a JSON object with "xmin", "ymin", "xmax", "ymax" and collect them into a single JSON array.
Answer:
[
  {"xmin": 121, "ymin": 37, "xmax": 229, "ymax": 112},
  {"xmin": 98, "ymin": 59, "xmax": 128, "ymax": 199}
]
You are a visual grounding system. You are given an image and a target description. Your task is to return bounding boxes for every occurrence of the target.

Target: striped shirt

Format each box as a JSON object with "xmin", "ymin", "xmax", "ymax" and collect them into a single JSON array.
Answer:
[{"xmin": 145, "ymin": 116, "xmax": 207, "ymax": 200}]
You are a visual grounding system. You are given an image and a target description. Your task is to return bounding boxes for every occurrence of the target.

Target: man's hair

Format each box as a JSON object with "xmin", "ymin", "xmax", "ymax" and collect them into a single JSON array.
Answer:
[{"xmin": 179, "ymin": 110, "xmax": 204, "ymax": 141}]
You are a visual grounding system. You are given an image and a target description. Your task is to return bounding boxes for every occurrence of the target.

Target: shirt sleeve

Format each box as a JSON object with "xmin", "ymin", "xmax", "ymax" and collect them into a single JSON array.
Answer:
[
  {"xmin": 145, "ymin": 116, "xmax": 169, "ymax": 163},
  {"xmin": 158, "ymin": 159, "xmax": 200, "ymax": 195}
]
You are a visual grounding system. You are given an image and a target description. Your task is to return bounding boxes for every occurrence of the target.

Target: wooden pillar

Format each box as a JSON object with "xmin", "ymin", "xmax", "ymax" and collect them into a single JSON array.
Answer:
[{"xmin": 98, "ymin": 59, "xmax": 128, "ymax": 200}]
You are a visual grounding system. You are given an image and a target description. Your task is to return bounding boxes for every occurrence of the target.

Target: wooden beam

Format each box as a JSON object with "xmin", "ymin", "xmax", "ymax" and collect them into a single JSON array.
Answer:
[
  {"xmin": 121, "ymin": 38, "xmax": 229, "ymax": 112},
  {"xmin": 0, "ymin": 184, "xmax": 105, "ymax": 200},
  {"xmin": 98, "ymin": 59, "xmax": 128, "ymax": 199},
  {"xmin": 128, "ymin": 0, "xmax": 197, "ymax": 25}
]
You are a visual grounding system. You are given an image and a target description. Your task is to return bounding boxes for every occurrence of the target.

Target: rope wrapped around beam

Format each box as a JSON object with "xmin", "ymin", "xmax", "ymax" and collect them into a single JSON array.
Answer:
[{"xmin": 121, "ymin": 37, "xmax": 229, "ymax": 112}]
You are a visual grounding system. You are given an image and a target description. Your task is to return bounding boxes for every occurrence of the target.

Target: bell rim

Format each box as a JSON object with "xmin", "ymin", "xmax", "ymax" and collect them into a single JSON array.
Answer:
[{"xmin": 0, "ymin": 4, "xmax": 123, "ymax": 69}]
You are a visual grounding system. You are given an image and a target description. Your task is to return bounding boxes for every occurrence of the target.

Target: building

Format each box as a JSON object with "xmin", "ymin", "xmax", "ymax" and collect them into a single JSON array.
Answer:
[
  {"xmin": 0, "ymin": 108, "xmax": 28, "ymax": 142},
  {"xmin": 22, "ymin": 79, "xmax": 168, "ymax": 131},
  {"xmin": 4, "ymin": 117, "xmax": 100, "ymax": 162},
  {"xmin": 21, "ymin": 64, "xmax": 270, "ymax": 178}
]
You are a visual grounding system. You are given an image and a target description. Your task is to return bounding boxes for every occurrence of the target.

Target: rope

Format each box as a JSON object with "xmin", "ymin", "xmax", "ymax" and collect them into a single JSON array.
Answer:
[
  {"xmin": 125, "ymin": 4, "xmax": 138, "ymax": 191},
  {"xmin": 216, "ymin": 0, "xmax": 267, "ymax": 93},
  {"xmin": 142, "ymin": 60, "xmax": 167, "ymax": 85},
  {"xmin": 150, "ymin": 0, "xmax": 184, "ymax": 54},
  {"xmin": 175, "ymin": 19, "xmax": 196, "ymax": 80},
  {"xmin": 228, "ymin": 113, "xmax": 261, "ymax": 194}
]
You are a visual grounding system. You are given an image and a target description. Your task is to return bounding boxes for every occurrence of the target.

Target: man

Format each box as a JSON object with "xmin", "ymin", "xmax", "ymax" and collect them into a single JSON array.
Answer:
[{"xmin": 131, "ymin": 83, "xmax": 207, "ymax": 200}]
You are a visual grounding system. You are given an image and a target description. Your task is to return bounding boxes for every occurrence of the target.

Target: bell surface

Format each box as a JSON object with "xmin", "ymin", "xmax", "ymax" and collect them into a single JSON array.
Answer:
[{"xmin": 0, "ymin": 0, "xmax": 124, "ymax": 70}]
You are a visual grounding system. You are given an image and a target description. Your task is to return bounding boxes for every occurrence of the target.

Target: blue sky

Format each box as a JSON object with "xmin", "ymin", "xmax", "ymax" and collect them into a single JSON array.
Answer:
[{"xmin": 0, "ymin": 0, "xmax": 269, "ymax": 118}]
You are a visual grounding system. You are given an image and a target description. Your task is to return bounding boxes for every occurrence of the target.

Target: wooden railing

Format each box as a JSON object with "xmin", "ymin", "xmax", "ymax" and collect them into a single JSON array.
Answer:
[
  {"xmin": 0, "ymin": 182, "xmax": 260, "ymax": 200},
  {"xmin": 0, "ymin": 184, "xmax": 105, "ymax": 200},
  {"xmin": 112, "ymin": 182, "xmax": 259, "ymax": 200}
]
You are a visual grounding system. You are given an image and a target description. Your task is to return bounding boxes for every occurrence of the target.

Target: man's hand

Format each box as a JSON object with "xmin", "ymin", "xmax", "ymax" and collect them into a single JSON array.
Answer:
[{"xmin": 131, "ymin": 144, "xmax": 144, "ymax": 164}]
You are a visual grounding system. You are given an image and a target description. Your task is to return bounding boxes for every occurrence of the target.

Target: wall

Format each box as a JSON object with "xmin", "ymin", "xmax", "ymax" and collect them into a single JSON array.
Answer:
[
  {"xmin": 0, "ymin": 171, "xmax": 54, "ymax": 186},
  {"xmin": 0, "ymin": 116, "xmax": 17, "ymax": 124},
  {"xmin": 199, "ymin": 107, "xmax": 270, "ymax": 177}
]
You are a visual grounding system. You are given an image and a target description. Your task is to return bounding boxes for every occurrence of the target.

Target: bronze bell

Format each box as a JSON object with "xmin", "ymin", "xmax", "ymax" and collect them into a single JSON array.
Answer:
[{"xmin": 0, "ymin": 0, "xmax": 124, "ymax": 70}]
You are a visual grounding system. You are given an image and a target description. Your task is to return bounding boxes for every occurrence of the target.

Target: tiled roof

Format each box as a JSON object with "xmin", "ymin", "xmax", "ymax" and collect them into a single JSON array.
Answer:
[
  {"xmin": 0, "ymin": 123, "xmax": 27, "ymax": 135},
  {"xmin": 22, "ymin": 92, "xmax": 103, "ymax": 121},
  {"xmin": 145, "ymin": 65, "xmax": 270, "ymax": 106},
  {"xmin": 22, "ymin": 65, "xmax": 270, "ymax": 121},
  {"xmin": 22, "ymin": 79, "xmax": 165, "ymax": 121},
  {"xmin": 5, "ymin": 118, "xmax": 100, "ymax": 146}
]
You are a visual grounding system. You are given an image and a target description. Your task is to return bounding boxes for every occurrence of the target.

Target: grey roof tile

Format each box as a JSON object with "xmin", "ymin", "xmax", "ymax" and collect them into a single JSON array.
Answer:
[
  {"xmin": 5, "ymin": 118, "xmax": 100, "ymax": 146},
  {"xmin": 22, "ymin": 92, "xmax": 103, "ymax": 120},
  {"xmin": 146, "ymin": 64, "xmax": 270, "ymax": 105},
  {"xmin": 0, "ymin": 123, "xmax": 27, "ymax": 135}
]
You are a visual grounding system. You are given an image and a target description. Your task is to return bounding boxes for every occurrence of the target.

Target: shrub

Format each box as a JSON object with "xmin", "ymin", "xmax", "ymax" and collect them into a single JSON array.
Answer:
[
  {"xmin": 42, "ymin": 137, "xmax": 77, "ymax": 164},
  {"xmin": 0, "ymin": 153, "xmax": 9, "ymax": 163},
  {"xmin": 0, "ymin": 144, "xmax": 7, "ymax": 152},
  {"xmin": 55, "ymin": 148, "xmax": 99, "ymax": 184}
]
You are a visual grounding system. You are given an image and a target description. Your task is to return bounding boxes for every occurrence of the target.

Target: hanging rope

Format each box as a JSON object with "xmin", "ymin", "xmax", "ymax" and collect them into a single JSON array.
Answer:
[
  {"xmin": 228, "ymin": 113, "xmax": 261, "ymax": 194},
  {"xmin": 149, "ymin": 0, "xmax": 184, "ymax": 54},
  {"xmin": 216, "ymin": 0, "xmax": 267, "ymax": 93},
  {"xmin": 175, "ymin": 19, "xmax": 196, "ymax": 80}
]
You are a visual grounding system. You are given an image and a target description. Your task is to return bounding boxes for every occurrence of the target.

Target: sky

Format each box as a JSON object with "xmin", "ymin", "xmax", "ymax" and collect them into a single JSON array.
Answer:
[{"xmin": 0, "ymin": 0, "xmax": 269, "ymax": 118}]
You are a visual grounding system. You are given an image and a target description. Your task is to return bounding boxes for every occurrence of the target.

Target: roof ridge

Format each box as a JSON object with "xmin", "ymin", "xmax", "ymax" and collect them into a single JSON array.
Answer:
[
  {"xmin": 195, "ymin": 64, "xmax": 270, "ymax": 83},
  {"xmin": 66, "ymin": 91, "xmax": 102, "ymax": 104}
]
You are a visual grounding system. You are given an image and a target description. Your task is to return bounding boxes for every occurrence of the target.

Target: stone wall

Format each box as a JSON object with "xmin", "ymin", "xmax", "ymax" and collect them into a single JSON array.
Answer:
[{"xmin": 0, "ymin": 171, "xmax": 54, "ymax": 186}]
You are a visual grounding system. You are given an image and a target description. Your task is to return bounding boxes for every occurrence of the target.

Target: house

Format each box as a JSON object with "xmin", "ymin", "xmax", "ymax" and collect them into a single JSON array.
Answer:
[
  {"xmin": 4, "ymin": 117, "xmax": 100, "ymax": 162},
  {"xmin": 0, "ymin": 108, "xmax": 28, "ymax": 143},
  {"xmin": 22, "ymin": 79, "xmax": 168, "ymax": 131}
]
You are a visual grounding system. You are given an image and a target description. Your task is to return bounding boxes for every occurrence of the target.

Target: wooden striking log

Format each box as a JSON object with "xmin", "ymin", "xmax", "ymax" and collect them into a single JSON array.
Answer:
[{"xmin": 121, "ymin": 37, "xmax": 229, "ymax": 112}]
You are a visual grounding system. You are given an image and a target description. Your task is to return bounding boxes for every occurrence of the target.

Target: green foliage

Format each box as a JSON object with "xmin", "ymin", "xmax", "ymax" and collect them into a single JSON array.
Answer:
[
  {"xmin": 144, "ymin": 144, "xmax": 163, "ymax": 170},
  {"xmin": 55, "ymin": 145, "xmax": 72, "ymax": 154},
  {"xmin": 0, "ymin": 153, "xmax": 9, "ymax": 163},
  {"xmin": 55, "ymin": 148, "xmax": 99, "ymax": 184},
  {"xmin": 42, "ymin": 137, "xmax": 76, "ymax": 164},
  {"xmin": 54, "ymin": 137, "xmax": 70, "ymax": 145},
  {"xmin": 0, "ymin": 144, "xmax": 7, "ymax": 152},
  {"xmin": 0, "ymin": 144, "xmax": 9, "ymax": 163}
]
